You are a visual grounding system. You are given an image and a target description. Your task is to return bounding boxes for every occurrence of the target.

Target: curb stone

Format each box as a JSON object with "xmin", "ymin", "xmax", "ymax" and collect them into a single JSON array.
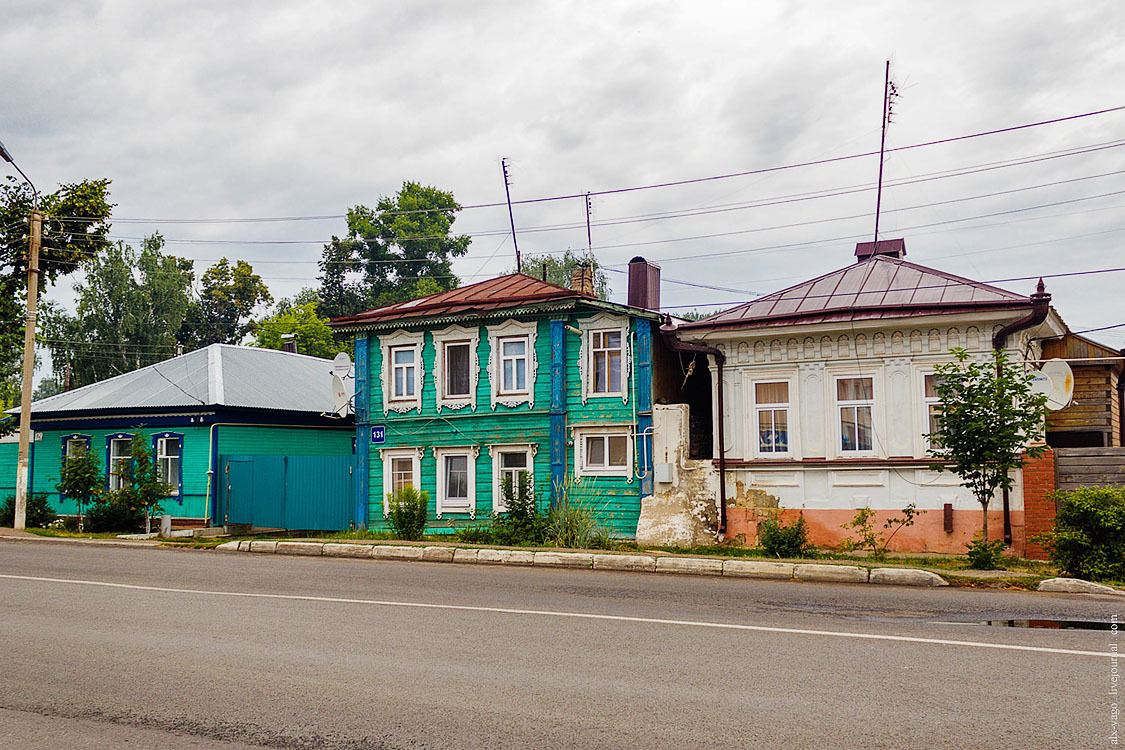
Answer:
[
  {"xmin": 248, "ymin": 541, "xmax": 277, "ymax": 553},
  {"xmin": 1038, "ymin": 577, "xmax": 1125, "ymax": 596},
  {"xmin": 593, "ymin": 554, "xmax": 657, "ymax": 572},
  {"xmin": 323, "ymin": 543, "xmax": 373, "ymax": 558},
  {"xmin": 869, "ymin": 567, "xmax": 948, "ymax": 587},
  {"xmin": 276, "ymin": 541, "xmax": 323, "ymax": 556},
  {"xmin": 722, "ymin": 560, "xmax": 795, "ymax": 579},
  {"xmin": 793, "ymin": 564, "xmax": 869, "ymax": 583},
  {"xmin": 369, "ymin": 545, "xmax": 423, "ymax": 561},
  {"xmin": 421, "ymin": 546, "xmax": 456, "ymax": 563},
  {"xmin": 656, "ymin": 557, "xmax": 723, "ymax": 575},
  {"xmin": 533, "ymin": 552, "xmax": 594, "ymax": 568}
]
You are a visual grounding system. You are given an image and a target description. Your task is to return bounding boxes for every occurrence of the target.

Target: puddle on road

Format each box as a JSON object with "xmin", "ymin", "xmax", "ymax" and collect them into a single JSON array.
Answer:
[{"xmin": 932, "ymin": 618, "xmax": 1114, "ymax": 630}]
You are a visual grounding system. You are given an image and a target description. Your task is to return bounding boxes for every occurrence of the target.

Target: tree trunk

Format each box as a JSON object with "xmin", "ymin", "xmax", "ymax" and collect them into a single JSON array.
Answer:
[{"xmin": 980, "ymin": 500, "xmax": 989, "ymax": 540}]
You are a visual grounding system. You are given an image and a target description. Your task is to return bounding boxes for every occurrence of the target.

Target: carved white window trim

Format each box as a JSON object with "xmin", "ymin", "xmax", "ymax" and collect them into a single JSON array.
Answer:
[
  {"xmin": 573, "ymin": 424, "xmax": 634, "ymax": 480},
  {"xmin": 579, "ymin": 313, "xmax": 631, "ymax": 405},
  {"xmin": 379, "ymin": 447, "xmax": 424, "ymax": 518},
  {"xmin": 379, "ymin": 329, "xmax": 424, "ymax": 415},
  {"xmin": 431, "ymin": 324, "xmax": 479, "ymax": 412},
  {"xmin": 434, "ymin": 446, "xmax": 479, "ymax": 519},
  {"xmin": 489, "ymin": 443, "xmax": 538, "ymax": 514},
  {"xmin": 486, "ymin": 319, "xmax": 538, "ymax": 410}
]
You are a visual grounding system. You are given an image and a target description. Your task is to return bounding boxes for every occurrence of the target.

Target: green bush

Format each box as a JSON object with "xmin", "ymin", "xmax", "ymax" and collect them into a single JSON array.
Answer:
[
  {"xmin": 1037, "ymin": 487, "xmax": 1125, "ymax": 582},
  {"xmin": 387, "ymin": 487, "xmax": 428, "ymax": 541},
  {"xmin": 0, "ymin": 493, "xmax": 58, "ymax": 528},
  {"xmin": 758, "ymin": 515, "xmax": 816, "ymax": 558},
  {"xmin": 85, "ymin": 497, "xmax": 147, "ymax": 533},
  {"xmin": 546, "ymin": 498, "xmax": 616, "ymax": 549},
  {"xmin": 454, "ymin": 525, "xmax": 496, "ymax": 544},
  {"xmin": 965, "ymin": 535, "xmax": 1007, "ymax": 570},
  {"xmin": 491, "ymin": 471, "xmax": 549, "ymax": 546}
]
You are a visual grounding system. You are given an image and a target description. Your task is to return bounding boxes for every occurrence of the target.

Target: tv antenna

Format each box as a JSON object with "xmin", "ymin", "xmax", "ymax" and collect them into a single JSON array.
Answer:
[
  {"xmin": 501, "ymin": 157, "xmax": 520, "ymax": 272},
  {"xmin": 873, "ymin": 60, "xmax": 900, "ymax": 244}
]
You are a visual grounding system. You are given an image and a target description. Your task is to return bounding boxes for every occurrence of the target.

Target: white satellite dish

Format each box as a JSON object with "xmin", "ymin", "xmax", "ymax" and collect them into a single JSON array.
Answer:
[
  {"xmin": 1029, "ymin": 371, "xmax": 1053, "ymax": 401},
  {"xmin": 1040, "ymin": 359, "xmax": 1074, "ymax": 411},
  {"xmin": 332, "ymin": 352, "xmax": 353, "ymax": 378},
  {"xmin": 331, "ymin": 373, "xmax": 350, "ymax": 415}
]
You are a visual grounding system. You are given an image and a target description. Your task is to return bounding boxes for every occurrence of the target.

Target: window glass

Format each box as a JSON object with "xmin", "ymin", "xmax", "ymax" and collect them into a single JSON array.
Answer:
[
  {"xmin": 445, "ymin": 342, "xmax": 471, "ymax": 397},
  {"xmin": 924, "ymin": 374, "xmax": 944, "ymax": 447},
  {"xmin": 391, "ymin": 347, "xmax": 416, "ymax": 399},
  {"xmin": 586, "ymin": 436, "xmax": 606, "ymax": 466},
  {"xmin": 391, "ymin": 457, "xmax": 414, "ymax": 492},
  {"xmin": 837, "ymin": 377, "xmax": 873, "ymax": 401},
  {"xmin": 65, "ymin": 439, "xmax": 87, "ymax": 459},
  {"xmin": 500, "ymin": 337, "xmax": 528, "ymax": 392},
  {"xmin": 591, "ymin": 330, "xmax": 624, "ymax": 394},
  {"xmin": 109, "ymin": 438, "xmax": 132, "ymax": 491},
  {"xmin": 157, "ymin": 437, "xmax": 181, "ymax": 495},
  {"xmin": 445, "ymin": 455, "xmax": 469, "ymax": 500},
  {"xmin": 838, "ymin": 377, "xmax": 874, "ymax": 452},
  {"xmin": 607, "ymin": 435, "xmax": 628, "ymax": 466},
  {"xmin": 499, "ymin": 451, "xmax": 528, "ymax": 495},
  {"xmin": 755, "ymin": 381, "xmax": 788, "ymax": 404},
  {"xmin": 755, "ymin": 381, "xmax": 790, "ymax": 454}
]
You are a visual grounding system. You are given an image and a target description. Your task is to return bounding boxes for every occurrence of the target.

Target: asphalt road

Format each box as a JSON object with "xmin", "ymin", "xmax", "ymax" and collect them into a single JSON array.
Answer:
[{"xmin": 0, "ymin": 539, "xmax": 1119, "ymax": 749}]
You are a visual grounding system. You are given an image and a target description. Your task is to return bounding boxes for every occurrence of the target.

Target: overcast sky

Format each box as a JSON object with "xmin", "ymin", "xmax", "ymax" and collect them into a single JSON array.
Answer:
[{"xmin": 3, "ymin": 0, "xmax": 1125, "ymax": 367}]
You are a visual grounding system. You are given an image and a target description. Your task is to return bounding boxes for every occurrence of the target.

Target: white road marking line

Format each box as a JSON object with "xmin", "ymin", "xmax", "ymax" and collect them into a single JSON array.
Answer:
[{"xmin": 0, "ymin": 573, "xmax": 1112, "ymax": 658}]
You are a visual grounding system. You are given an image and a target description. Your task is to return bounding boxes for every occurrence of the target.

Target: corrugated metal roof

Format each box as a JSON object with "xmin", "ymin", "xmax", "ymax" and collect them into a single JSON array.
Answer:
[
  {"xmin": 682, "ymin": 254, "xmax": 1030, "ymax": 330},
  {"xmin": 18, "ymin": 344, "xmax": 338, "ymax": 416},
  {"xmin": 330, "ymin": 273, "xmax": 588, "ymax": 327}
]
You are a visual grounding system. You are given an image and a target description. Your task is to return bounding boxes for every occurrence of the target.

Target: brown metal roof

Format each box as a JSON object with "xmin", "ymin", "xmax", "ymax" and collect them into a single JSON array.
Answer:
[
  {"xmin": 330, "ymin": 273, "xmax": 589, "ymax": 327},
  {"xmin": 682, "ymin": 254, "xmax": 1031, "ymax": 330}
]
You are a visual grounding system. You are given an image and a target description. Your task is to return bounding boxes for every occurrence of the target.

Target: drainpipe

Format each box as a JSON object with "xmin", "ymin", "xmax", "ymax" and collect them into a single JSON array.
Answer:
[
  {"xmin": 660, "ymin": 317, "xmax": 728, "ymax": 537},
  {"xmin": 1118, "ymin": 350, "xmax": 1125, "ymax": 448},
  {"xmin": 992, "ymin": 279, "xmax": 1051, "ymax": 546}
]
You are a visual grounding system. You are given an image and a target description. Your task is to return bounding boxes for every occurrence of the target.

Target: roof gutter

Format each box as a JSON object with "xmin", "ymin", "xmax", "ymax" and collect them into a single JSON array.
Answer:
[
  {"xmin": 991, "ymin": 279, "xmax": 1052, "ymax": 546},
  {"xmin": 659, "ymin": 317, "xmax": 728, "ymax": 538}
]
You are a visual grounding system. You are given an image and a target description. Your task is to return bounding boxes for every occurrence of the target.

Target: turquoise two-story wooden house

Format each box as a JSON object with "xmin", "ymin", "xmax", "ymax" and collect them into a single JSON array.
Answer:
[{"xmin": 331, "ymin": 262, "xmax": 669, "ymax": 536}]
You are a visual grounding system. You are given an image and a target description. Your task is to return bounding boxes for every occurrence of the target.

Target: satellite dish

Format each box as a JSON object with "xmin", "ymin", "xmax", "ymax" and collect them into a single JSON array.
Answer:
[
  {"xmin": 331, "ymin": 374, "xmax": 350, "ymax": 415},
  {"xmin": 332, "ymin": 352, "xmax": 352, "ymax": 378},
  {"xmin": 1040, "ymin": 359, "xmax": 1074, "ymax": 410},
  {"xmin": 1029, "ymin": 371, "xmax": 1053, "ymax": 401}
]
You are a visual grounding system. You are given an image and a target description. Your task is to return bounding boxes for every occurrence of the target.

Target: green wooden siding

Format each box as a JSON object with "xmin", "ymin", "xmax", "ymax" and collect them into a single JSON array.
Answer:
[
  {"xmin": 364, "ymin": 314, "xmax": 651, "ymax": 536},
  {"xmin": 215, "ymin": 426, "xmax": 353, "ymax": 457},
  {"xmin": 0, "ymin": 441, "xmax": 17, "ymax": 500},
  {"xmin": 27, "ymin": 426, "xmax": 211, "ymax": 519}
]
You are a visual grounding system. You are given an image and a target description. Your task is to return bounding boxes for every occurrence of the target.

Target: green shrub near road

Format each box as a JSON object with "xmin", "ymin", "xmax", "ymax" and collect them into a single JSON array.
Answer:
[
  {"xmin": 1035, "ymin": 487, "xmax": 1125, "ymax": 582},
  {"xmin": 0, "ymin": 493, "xmax": 57, "ymax": 528},
  {"xmin": 387, "ymin": 487, "xmax": 428, "ymax": 541}
]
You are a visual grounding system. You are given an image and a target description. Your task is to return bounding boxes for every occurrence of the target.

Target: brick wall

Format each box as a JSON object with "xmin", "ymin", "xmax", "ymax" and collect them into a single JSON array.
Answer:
[{"xmin": 1022, "ymin": 448, "xmax": 1056, "ymax": 560}]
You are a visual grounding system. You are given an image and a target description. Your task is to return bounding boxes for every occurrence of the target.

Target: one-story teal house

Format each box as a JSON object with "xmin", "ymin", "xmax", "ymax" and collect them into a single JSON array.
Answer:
[
  {"xmin": 3, "ymin": 344, "xmax": 354, "ymax": 528},
  {"xmin": 330, "ymin": 259, "xmax": 690, "ymax": 536}
]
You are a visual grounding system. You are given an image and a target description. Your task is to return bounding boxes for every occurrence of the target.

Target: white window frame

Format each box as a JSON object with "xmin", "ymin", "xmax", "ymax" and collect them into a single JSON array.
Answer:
[
  {"xmin": 108, "ymin": 435, "xmax": 133, "ymax": 492},
  {"xmin": 834, "ymin": 375, "xmax": 877, "ymax": 457},
  {"xmin": 380, "ymin": 447, "xmax": 422, "ymax": 517},
  {"xmin": 486, "ymin": 319, "xmax": 538, "ymax": 409},
  {"xmin": 578, "ymin": 313, "xmax": 631, "ymax": 404},
  {"xmin": 379, "ymin": 329, "xmax": 424, "ymax": 414},
  {"xmin": 752, "ymin": 379, "xmax": 792, "ymax": 457},
  {"xmin": 435, "ymin": 446, "xmax": 478, "ymax": 518},
  {"xmin": 431, "ymin": 324, "xmax": 480, "ymax": 411},
  {"xmin": 921, "ymin": 371, "xmax": 944, "ymax": 454},
  {"xmin": 64, "ymin": 436, "xmax": 90, "ymax": 460},
  {"xmin": 489, "ymin": 443, "xmax": 537, "ymax": 513},
  {"xmin": 574, "ymin": 426, "xmax": 633, "ymax": 479},
  {"xmin": 154, "ymin": 434, "xmax": 182, "ymax": 497}
]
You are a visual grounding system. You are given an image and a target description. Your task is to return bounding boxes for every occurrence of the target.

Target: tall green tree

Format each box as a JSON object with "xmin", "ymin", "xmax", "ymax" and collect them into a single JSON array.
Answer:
[
  {"xmin": 56, "ymin": 443, "xmax": 104, "ymax": 531},
  {"xmin": 317, "ymin": 182, "xmax": 470, "ymax": 319},
  {"xmin": 41, "ymin": 234, "xmax": 194, "ymax": 388},
  {"xmin": 253, "ymin": 300, "xmax": 348, "ymax": 359},
  {"xmin": 0, "ymin": 177, "xmax": 113, "ymax": 424},
  {"xmin": 513, "ymin": 249, "xmax": 610, "ymax": 300},
  {"xmin": 925, "ymin": 348, "xmax": 1048, "ymax": 540},
  {"xmin": 179, "ymin": 258, "xmax": 272, "ymax": 349}
]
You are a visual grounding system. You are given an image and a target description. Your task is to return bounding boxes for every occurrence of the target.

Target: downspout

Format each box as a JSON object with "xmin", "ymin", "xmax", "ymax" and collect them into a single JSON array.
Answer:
[
  {"xmin": 992, "ymin": 279, "xmax": 1051, "ymax": 546},
  {"xmin": 660, "ymin": 317, "xmax": 728, "ymax": 537},
  {"xmin": 1118, "ymin": 350, "xmax": 1125, "ymax": 448}
]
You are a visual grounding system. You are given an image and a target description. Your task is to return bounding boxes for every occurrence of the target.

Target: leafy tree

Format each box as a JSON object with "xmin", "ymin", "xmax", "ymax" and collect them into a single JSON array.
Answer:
[
  {"xmin": 0, "ymin": 177, "xmax": 113, "ymax": 423},
  {"xmin": 41, "ymin": 234, "xmax": 194, "ymax": 388},
  {"xmin": 56, "ymin": 443, "xmax": 104, "ymax": 531},
  {"xmin": 32, "ymin": 375, "xmax": 62, "ymax": 401},
  {"xmin": 180, "ymin": 258, "xmax": 272, "ymax": 349},
  {"xmin": 317, "ymin": 182, "xmax": 470, "ymax": 318},
  {"xmin": 253, "ymin": 301, "xmax": 347, "ymax": 359},
  {"xmin": 926, "ymin": 348, "xmax": 1048, "ymax": 540},
  {"xmin": 515, "ymin": 249, "xmax": 609, "ymax": 300}
]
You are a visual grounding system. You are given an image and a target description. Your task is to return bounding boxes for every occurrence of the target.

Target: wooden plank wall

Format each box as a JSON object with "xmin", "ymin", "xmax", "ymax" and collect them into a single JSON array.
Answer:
[{"xmin": 1056, "ymin": 447, "xmax": 1125, "ymax": 490}]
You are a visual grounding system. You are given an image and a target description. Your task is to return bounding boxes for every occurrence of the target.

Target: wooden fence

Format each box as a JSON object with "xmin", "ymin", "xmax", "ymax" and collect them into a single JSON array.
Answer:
[{"xmin": 1055, "ymin": 447, "xmax": 1125, "ymax": 492}]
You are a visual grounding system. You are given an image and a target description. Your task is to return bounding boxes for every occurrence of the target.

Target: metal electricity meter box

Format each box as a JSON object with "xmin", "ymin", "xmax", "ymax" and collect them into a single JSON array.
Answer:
[{"xmin": 654, "ymin": 462, "xmax": 674, "ymax": 484}]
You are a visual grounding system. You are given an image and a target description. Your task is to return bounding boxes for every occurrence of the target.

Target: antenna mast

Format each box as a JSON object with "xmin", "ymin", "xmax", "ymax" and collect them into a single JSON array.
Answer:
[
  {"xmin": 501, "ymin": 157, "xmax": 520, "ymax": 272},
  {"xmin": 585, "ymin": 192, "xmax": 593, "ymax": 256},
  {"xmin": 873, "ymin": 60, "xmax": 898, "ymax": 244}
]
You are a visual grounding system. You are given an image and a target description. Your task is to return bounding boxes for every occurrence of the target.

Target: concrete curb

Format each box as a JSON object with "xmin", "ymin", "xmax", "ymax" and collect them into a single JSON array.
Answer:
[
  {"xmin": 212, "ymin": 540, "xmax": 958, "ymax": 587},
  {"xmin": 1038, "ymin": 577, "xmax": 1125, "ymax": 596}
]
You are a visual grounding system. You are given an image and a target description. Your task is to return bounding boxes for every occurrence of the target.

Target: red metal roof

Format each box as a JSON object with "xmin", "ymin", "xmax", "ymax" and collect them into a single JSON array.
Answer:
[
  {"xmin": 330, "ymin": 273, "xmax": 589, "ymax": 326},
  {"xmin": 682, "ymin": 254, "xmax": 1031, "ymax": 330}
]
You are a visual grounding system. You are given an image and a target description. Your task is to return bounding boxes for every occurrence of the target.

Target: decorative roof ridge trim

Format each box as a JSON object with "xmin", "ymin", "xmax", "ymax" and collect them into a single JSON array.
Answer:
[{"xmin": 680, "ymin": 300, "xmax": 1034, "ymax": 330}]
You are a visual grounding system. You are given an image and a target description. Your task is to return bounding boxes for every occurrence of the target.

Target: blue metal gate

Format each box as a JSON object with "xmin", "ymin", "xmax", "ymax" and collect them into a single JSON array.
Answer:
[{"xmin": 219, "ymin": 454, "xmax": 355, "ymax": 531}]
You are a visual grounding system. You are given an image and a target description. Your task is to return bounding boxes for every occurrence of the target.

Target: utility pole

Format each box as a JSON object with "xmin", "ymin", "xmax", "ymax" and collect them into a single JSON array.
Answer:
[
  {"xmin": 873, "ymin": 60, "xmax": 898, "ymax": 245},
  {"xmin": 500, "ymin": 158, "xmax": 520, "ymax": 272},
  {"xmin": 14, "ymin": 208, "xmax": 41, "ymax": 530},
  {"xmin": 0, "ymin": 138, "xmax": 40, "ymax": 531}
]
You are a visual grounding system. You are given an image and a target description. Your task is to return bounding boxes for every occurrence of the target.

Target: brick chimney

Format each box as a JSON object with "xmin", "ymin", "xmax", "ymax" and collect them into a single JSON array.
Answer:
[
  {"xmin": 570, "ymin": 263, "xmax": 596, "ymax": 297},
  {"xmin": 855, "ymin": 238, "xmax": 906, "ymax": 260},
  {"xmin": 627, "ymin": 256, "xmax": 660, "ymax": 310}
]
